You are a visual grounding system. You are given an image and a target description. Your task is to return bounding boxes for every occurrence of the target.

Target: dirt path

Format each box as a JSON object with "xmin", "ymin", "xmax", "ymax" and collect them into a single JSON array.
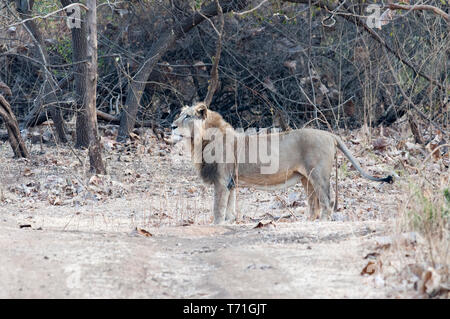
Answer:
[
  {"xmin": 0, "ymin": 129, "xmax": 405, "ymax": 298},
  {"xmin": 0, "ymin": 211, "xmax": 391, "ymax": 298}
]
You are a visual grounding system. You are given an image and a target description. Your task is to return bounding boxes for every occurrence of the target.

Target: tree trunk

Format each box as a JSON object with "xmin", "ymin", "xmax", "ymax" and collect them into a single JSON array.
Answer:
[
  {"xmin": 117, "ymin": 0, "xmax": 249, "ymax": 142},
  {"xmin": 16, "ymin": 0, "xmax": 67, "ymax": 143},
  {"xmin": 0, "ymin": 94, "xmax": 29, "ymax": 158},
  {"xmin": 85, "ymin": 0, "xmax": 105, "ymax": 174},
  {"xmin": 61, "ymin": 0, "xmax": 90, "ymax": 148},
  {"xmin": 409, "ymin": 115, "xmax": 425, "ymax": 145}
]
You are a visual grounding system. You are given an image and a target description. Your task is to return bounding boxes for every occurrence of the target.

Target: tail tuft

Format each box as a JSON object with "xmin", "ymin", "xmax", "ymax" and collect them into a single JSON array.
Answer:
[{"xmin": 382, "ymin": 175, "xmax": 394, "ymax": 184}]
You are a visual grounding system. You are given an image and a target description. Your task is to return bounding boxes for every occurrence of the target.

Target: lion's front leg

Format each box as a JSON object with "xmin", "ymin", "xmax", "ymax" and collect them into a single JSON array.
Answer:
[
  {"xmin": 225, "ymin": 188, "xmax": 236, "ymax": 222},
  {"xmin": 213, "ymin": 182, "xmax": 230, "ymax": 224}
]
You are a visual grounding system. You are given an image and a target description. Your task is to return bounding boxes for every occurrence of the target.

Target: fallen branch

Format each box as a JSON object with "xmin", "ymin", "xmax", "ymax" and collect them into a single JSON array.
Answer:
[{"xmin": 96, "ymin": 110, "xmax": 157, "ymax": 129}]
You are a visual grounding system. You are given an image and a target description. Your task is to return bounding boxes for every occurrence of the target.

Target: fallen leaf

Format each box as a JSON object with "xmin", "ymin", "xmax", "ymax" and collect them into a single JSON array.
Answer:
[
  {"xmin": 364, "ymin": 252, "xmax": 380, "ymax": 259},
  {"xmin": 88, "ymin": 175, "xmax": 102, "ymax": 186},
  {"xmin": 361, "ymin": 259, "xmax": 382, "ymax": 275},
  {"xmin": 48, "ymin": 195, "xmax": 62, "ymax": 206},
  {"xmin": 180, "ymin": 218, "xmax": 194, "ymax": 226},
  {"xmin": 418, "ymin": 267, "xmax": 441, "ymax": 296},
  {"xmin": 187, "ymin": 187, "xmax": 196, "ymax": 194},
  {"xmin": 136, "ymin": 227, "xmax": 152, "ymax": 237},
  {"xmin": 129, "ymin": 132, "xmax": 140, "ymax": 141},
  {"xmin": 23, "ymin": 168, "xmax": 34, "ymax": 177},
  {"xmin": 254, "ymin": 220, "xmax": 276, "ymax": 229}
]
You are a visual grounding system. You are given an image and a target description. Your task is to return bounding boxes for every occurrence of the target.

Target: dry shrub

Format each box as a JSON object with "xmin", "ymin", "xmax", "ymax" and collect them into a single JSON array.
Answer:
[{"xmin": 398, "ymin": 176, "xmax": 449, "ymax": 297}]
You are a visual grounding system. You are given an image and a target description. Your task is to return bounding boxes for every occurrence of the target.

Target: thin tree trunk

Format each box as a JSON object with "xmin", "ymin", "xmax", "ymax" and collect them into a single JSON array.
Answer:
[
  {"xmin": 117, "ymin": 0, "xmax": 249, "ymax": 142},
  {"xmin": 409, "ymin": 115, "xmax": 425, "ymax": 145},
  {"xmin": 61, "ymin": 0, "xmax": 90, "ymax": 148},
  {"xmin": 85, "ymin": 0, "xmax": 105, "ymax": 174},
  {"xmin": 15, "ymin": 0, "xmax": 67, "ymax": 143}
]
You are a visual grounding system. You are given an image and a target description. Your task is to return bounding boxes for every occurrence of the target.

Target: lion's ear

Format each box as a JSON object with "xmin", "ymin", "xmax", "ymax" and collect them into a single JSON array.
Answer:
[{"xmin": 197, "ymin": 104, "xmax": 207, "ymax": 119}]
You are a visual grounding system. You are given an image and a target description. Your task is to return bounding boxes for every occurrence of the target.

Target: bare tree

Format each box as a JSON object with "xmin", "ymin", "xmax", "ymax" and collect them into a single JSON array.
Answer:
[
  {"xmin": 84, "ymin": 0, "xmax": 105, "ymax": 174},
  {"xmin": 61, "ymin": 0, "xmax": 90, "ymax": 148},
  {"xmin": 116, "ymin": 0, "xmax": 249, "ymax": 142},
  {"xmin": 12, "ymin": 0, "xmax": 68, "ymax": 143},
  {"xmin": 1, "ymin": 0, "xmax": 446, "ymax": 139}
]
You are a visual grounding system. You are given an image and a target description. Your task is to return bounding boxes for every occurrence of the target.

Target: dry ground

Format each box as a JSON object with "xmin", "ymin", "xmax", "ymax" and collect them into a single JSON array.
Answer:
[{"xmin": 0, "ymin": 124, "xmax": 445, "ymax": 298}]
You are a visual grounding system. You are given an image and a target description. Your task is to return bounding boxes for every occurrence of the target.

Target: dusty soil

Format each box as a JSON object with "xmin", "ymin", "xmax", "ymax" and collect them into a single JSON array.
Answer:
[
  {"xmin": 0, "ymin": 125, "xmax": 418, "ymax": 298},
  {"xmin": 1, "ymin": 217, "xmax": 396, "ymax": 298}
]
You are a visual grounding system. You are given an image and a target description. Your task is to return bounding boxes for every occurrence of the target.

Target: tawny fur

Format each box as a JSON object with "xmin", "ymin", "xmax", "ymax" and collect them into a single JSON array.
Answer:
[{"xmin": 171, "ymin": 102, "xmax": 392, "ymax": 224}]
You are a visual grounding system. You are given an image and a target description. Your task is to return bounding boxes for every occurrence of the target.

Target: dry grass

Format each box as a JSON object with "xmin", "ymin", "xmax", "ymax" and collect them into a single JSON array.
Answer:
[
  {"xmin": 378, "ymin": 151, "xmax": 449, "ymax": 298},
  {"xmin": 397, "ymin": 176, "xmax": 449, "ymax": 297}
]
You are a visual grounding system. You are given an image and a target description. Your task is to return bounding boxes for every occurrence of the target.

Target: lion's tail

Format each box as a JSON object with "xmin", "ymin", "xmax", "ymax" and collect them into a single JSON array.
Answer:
[{"xmin": 334, "ymin": 136, "xmax": 393, "ymax": 184}]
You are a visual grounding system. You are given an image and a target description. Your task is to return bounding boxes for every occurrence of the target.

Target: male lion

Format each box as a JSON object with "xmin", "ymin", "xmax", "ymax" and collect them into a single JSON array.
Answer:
[{"xmin": 171, "ymin": 102, "xmax": 393, "ymax": 224}]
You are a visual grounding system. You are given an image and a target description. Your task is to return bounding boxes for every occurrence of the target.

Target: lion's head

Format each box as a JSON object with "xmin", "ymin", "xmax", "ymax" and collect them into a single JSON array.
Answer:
[{"xmin": 170, "ymin": 102, "xmax": 208, "ymax": 144}]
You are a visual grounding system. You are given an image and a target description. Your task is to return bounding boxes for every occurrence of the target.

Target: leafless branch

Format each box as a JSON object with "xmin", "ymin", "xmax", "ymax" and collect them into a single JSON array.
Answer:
[
  {"xmin": 3, "ymin": 3, "xmax": 88, "ymax": 30},
  {"xmin": 233, "ymin": 0, "xmax": 268, "ymax": 16},
  {"xmin": 204, "ymin": 0, "xmax": 225, "ymax": 108},
  {"xmin": 386, "ymin": 3, "xmax": 449, "ymax": 22}
]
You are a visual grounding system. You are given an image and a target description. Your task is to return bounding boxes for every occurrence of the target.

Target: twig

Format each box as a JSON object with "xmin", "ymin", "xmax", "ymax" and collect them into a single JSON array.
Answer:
[
  {"xmin": 274, "ymin": 194, "xmax": 299, "ymax": 220},
  {"xmin": 3, "ymin": 3, "xmax": 88, "ymax": 30},
  {"xmin": 419, "ymin": 144, "xmax": 450, "ymax": 171},
  {"xmin": 386, "ymin": 4, "xmax": 449, "ymax": 22},
  {"xmin": 233, "ymin": 0, "xmax": 268, "ymax": 16}
]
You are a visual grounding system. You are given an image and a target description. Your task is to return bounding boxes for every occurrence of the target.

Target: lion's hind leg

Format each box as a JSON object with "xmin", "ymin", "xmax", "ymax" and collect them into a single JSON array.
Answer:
[
  {"xmin": 300, "ymin": 176, "xmax": 320, "ymax": 220},
  {"xmin": 308, "ymin": 170, "xmax": 333, "ymax": 220}
]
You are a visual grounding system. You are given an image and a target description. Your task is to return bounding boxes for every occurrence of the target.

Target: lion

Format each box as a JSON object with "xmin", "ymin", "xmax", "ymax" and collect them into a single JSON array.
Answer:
[{"xmin": 171, "ymin": 102, "xmax": 393, "ymax": 224}]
